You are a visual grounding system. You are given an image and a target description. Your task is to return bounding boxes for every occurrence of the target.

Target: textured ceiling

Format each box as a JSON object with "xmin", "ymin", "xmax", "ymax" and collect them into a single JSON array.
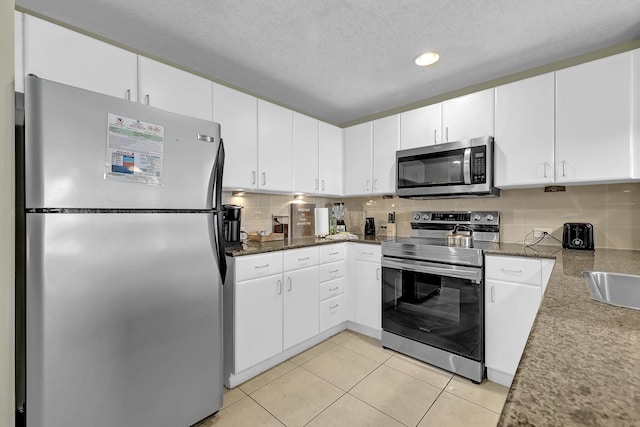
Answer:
[{"xmin": 15, "ymin": 0, "xmax": 640, "ymax": 126}]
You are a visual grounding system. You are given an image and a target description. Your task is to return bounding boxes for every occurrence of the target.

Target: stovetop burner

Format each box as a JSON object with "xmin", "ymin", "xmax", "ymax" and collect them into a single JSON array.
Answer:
[{"xmin": 381, "ymin": 211, "xmax": 501, "ymax": 267}]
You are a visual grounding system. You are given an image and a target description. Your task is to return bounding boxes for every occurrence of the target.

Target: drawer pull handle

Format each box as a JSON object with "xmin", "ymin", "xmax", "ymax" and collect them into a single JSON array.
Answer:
[
  {"xmin": 329, "ymin": 304, "xmax": 339, "ymax": 310},
  {"xmin": 501, "ymin": 268, "xmax": 523, "ymax": 274},
  {"xmin": 255, "ymin": 264, "xmax": 270, "ymax": 269},
  {"xmin": 362, "ymin": 252, "xmax": 373, "ymax": 256},
  {"xmin": 329, "ymin": 287, "xmax": 339, "ymax": 292},
  {"xmin": 329, "ymin": 252, "xmax": 339, "ymax": 256},
  {"xmin": 329, "ymin": 270, "xmax": 339, "ymax": 274},
  {"xmin": 298, "ymin": 257, "xmax": 311, "ymax": 261}
]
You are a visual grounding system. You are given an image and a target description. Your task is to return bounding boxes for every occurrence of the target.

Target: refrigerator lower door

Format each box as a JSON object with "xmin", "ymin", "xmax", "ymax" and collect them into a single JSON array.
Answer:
[{"xmin": 26, "ymin": 212, "xmax": 222, "ymax": 427}]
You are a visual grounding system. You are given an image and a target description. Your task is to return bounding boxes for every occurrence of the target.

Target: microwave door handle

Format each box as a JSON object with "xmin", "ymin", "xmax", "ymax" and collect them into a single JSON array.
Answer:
[{"xmin": 463, "ymin": 148, "xmax": 472, "ymax": 184}]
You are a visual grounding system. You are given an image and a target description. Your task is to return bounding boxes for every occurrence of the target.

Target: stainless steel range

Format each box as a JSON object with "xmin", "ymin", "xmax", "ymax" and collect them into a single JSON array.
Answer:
[{"xmin": 381, "ymin": 211, "xmax": 500, "ymax": 383}]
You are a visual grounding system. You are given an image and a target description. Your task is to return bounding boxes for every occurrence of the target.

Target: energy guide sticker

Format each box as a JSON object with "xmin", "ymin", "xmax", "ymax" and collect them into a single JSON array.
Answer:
[{"xmin": 105, "ymin": 113, "xmax": 164, "ymax": 185}]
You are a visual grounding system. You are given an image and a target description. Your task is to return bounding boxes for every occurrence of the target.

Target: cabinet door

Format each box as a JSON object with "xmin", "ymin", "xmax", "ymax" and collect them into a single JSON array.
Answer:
[
  {"xmin": 318, "ymin": 122, "xmax": 343, "ymax": 195},
  {"xmin": 354, "ymin": 259, "xmax": 381, "ymax": 330},
  {"xmin": 343, "ymin": 122, "xmax": 372, "ymax": 195},
  {"xmin": 235, "ymin": 275, "xmax": 283, "ymax": 372},
  {"xmin": 555, "ymin": 52, "xmax": 633, "ymax": 183},
  {"xmin": 283, "ymin": 267, "xmax": 319, "ymax": 349},
  {"xmin": 258, "ymin": 100, "xmax": 293, "ymax": 192},
  {"xmin": 213, "ymin": 82, "xmax": 258, "ymax": 190},
  {"xmin": 137, "ymin": 57, "xmax": 212, "ymax": 120},
  {"xmin": 495, "ymin": 73, "xmax": 555, "ymax": 187},
  {"xmin": 485, "ymin": 280, "xmax": 541, "ymax": 378},
  {"xmin": 23, "ymin": 15, "xmax": 137, "ymax": 100},
  {"xmin": 372, "ymin": 115, "xmax": 399, "ymax": 194},
  {"xmin": 293, "ymin": 112, "xmax": 319, "ymax": 194},
  {"xmin": 15, "ymin": 12, "xmax": 24, "ymax": 93},
  {"xmin": 442, "ymin": 88, "xmax": 495, "ymax": 143},
  {"xmin": 400, "ymin": 103, "xmax": 441, "ymax": 149}
]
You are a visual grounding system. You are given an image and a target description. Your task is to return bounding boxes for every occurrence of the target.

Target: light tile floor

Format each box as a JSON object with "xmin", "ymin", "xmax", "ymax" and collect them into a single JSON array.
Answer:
[{"xmin": 198, "ymin": 330, "xmax": 509, "ymax": 427}]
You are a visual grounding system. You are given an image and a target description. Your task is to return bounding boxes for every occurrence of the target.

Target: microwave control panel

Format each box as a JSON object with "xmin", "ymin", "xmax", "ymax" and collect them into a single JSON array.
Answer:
[{"xmin": 471, "ymin": 146, "xmax": 486, "ymax": 184}]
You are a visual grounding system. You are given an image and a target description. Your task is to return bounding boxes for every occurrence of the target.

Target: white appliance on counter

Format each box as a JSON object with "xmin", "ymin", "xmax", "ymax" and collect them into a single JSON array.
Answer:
[{"xmin": 16, "ymin": 76, "xmax": 227, "ymax": 427}]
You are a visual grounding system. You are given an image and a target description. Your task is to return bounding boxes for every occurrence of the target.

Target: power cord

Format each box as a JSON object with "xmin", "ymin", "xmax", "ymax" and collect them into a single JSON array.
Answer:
[{"xmin": 524, "ymin": 230, "xmax": 562, "ymax": 248}]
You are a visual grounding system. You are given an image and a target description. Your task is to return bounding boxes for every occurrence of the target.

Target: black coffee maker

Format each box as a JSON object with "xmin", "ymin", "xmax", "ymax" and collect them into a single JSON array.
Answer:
[{"xmin": 223, "ymin": 204, "xmax": 243, "ymax": 246}]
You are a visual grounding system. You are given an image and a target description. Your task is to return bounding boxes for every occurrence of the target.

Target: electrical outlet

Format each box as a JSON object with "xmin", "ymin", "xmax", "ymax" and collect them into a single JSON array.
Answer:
[{"xmin": 533, "ymin": 228, "xmax": 552, "ymax": 238}]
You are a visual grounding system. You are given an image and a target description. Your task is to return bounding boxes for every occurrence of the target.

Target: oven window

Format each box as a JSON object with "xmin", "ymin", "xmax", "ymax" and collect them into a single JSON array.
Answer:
[
  {"xmin": 382, "ymin": 266, "xmax": 482, "ymax": 361},
  {"xmin": 397, "ymin": 149, "xmax": 465, "ymax": 188}
]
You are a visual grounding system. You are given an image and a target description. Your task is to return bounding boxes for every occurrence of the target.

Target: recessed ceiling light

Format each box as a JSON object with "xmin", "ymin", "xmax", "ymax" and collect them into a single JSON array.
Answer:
[{"xmin": 414, "ymin": 51, "xmax": 440, "ymax": 67}]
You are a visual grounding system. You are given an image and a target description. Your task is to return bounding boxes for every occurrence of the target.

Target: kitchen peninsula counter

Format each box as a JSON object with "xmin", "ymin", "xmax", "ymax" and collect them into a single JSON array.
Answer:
[{"xmin": 486, "ymin": 246, "xmax": 640, "ymax": 426}]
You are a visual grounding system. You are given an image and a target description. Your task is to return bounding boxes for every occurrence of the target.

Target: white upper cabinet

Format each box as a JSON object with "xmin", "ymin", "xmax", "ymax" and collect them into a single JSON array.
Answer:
[
  {"xmin": 343, "ymin": 116, "xmax": 398, "ymax": 196},
  {"xmin": 137, "ymin": 57, "xmax": 212, "ymax": 120},
  {"xmin": 372, "ymin": 115, "xmax": 400, "ymax": 194},
  {"xmin": 343, "ymin": 122, "xmax": 373, "ymax": 195},
  {"xmin": 441, "ymin": 88, "xmax": 495, "ymax": 143},
  {"xmin": 555, "ymin": 51, "xmax": 634, "ymax": 183},
  {"xmin": 495, "ymin": 73, "xmax": 555, "ymax": 188},
  {"xmin": 400, "ymin": 103, "xmax": 441, "ymax": 149},
  {"xmin": 293, "ymin": 112, "xmax": 320, "ymax": 194},
  {"xmin": 212, "ymin": 82, "xmax": 258, "ymax": 190},
  {"xmin": 15, "ymin": 11, "xmax": 24, "ymax": 93},
  {"xmin": 258, "ymin": 100, "xmax": 293, "ymax": 192},
  {"xmin": 318, "ymin": 122, "xmax": 343, "ymax": 196},
  {"xmin": 23, "ymin": 15, "xmax": 138, "ymax": 100}
]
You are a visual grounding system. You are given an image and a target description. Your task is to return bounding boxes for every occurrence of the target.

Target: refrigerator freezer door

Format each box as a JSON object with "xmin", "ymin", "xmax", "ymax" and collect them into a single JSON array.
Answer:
[
  {"xmin": 25, "ymin": 76, "xmax": 221, "ymax": 210},
  {"xmin": 26, "ymin": 212, "xmax": 223, "ymax": 427}
]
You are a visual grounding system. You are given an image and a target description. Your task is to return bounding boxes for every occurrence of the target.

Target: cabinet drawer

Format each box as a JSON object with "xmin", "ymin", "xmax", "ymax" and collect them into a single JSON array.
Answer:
[
  {"xmin": 485, "ymin": 256, "xmax": 542, "ymax": 286},
  {"xmin": 319, "ymin": 277, "xmax": 345, "ymax": 301},
  {"xmin": 284, "ymin": 247, "xmax": 319, "ymax": 271},
  {"xmin": 234, "ymin": 252, "xmax": 283, "ymax": 282},
  {"xmin": 319, "ymin": 260, "xmax": 346, "ymax": 282},
  {"xmin": 320, "ymin": 294, "xmax": 345, "ymax": 331},
  {"xmin": 319, "ymin": 243, "xmax": 346, "ymax": 264},
  {"xmin": 353, "ymin": 244, "xmax": 381, "ymax": 262}
]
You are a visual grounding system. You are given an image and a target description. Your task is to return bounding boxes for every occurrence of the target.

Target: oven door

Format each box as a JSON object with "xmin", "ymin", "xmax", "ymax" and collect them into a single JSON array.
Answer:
[{"xmin": 382, "ymin": 257, "xmax": 483, "ymax": 361}]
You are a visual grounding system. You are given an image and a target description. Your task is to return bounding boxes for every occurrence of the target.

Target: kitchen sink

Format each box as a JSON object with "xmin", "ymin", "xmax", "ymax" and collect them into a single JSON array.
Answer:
[{"xmin": 584, "ymin": 271, "xmax": 640, "ymax": 311}]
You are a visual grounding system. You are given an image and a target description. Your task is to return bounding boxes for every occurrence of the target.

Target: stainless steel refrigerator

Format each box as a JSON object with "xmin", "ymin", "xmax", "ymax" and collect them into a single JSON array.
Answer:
[{"xmin": 16, "ymin": 76, "xmax": 227, "ymax": 427}]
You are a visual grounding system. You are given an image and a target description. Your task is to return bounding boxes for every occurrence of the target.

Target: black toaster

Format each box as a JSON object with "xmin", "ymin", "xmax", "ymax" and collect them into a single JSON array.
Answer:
[{"xmin": 562, "ymin": 223, "xmax": 594, "ymax": 250}]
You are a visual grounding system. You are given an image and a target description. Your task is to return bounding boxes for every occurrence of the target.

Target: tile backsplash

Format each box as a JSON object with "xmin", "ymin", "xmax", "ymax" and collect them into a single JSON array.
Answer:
[{"xmin": 223, "ymin": 182, "xmax": 640, "ymax": 249}]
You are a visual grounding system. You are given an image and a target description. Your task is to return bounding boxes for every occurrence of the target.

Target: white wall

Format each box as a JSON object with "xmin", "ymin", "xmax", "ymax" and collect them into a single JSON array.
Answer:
[{"xmin": 1, "ymin": 3, "xmax": 16, "ymax": 427}]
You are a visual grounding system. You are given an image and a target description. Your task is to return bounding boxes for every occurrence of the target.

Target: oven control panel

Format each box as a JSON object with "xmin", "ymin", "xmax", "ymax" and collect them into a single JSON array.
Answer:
[{"xmin": 411, "ymin": 211, "xmax": 499, "ymax": 226}]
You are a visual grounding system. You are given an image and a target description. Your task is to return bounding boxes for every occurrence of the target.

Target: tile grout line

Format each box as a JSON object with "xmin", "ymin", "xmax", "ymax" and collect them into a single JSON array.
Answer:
[
  {"xmin": 342, "ymin": 363, "xmax": 411, "ymax": 427},
  {"xmin": 414, "ymin": 381, "xmax": 449, "ymax": 426}
]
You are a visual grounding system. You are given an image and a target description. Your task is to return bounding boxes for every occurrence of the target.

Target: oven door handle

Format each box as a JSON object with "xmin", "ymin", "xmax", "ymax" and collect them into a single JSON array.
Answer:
[
  {"xmin": 382, "ymin": 257, "xmax": 482, "ymax": 283},
  {"xmin": 463, "ymin": 147, "xmax": 472, "ymax": 185}
]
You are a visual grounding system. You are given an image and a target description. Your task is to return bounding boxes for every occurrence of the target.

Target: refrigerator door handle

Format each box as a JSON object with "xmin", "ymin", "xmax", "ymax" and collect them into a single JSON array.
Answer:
[{"xmin": 212, "ymin": 139, "xmax": 227, "ymax": 282}]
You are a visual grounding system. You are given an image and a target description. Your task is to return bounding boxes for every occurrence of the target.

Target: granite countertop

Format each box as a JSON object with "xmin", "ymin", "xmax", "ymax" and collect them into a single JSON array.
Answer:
[
  {"xmin": 224, "ymin": 234, "xmax": 391, "ymax": 256},
  {"xmin": 489, "ymin": 246, "xmax": 640, "ymax": 426}
]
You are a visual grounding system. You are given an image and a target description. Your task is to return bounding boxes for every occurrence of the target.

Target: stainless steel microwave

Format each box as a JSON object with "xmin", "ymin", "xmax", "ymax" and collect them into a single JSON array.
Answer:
[{"xmin": 396, "ymin": 136, "xmax": 500, "ymax": 199}]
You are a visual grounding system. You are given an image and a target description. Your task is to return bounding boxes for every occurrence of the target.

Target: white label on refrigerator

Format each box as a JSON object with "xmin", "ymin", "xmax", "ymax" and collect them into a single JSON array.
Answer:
[{"xmin": 105, "ymin": 113, "xmax": 165, "ymax": 185}]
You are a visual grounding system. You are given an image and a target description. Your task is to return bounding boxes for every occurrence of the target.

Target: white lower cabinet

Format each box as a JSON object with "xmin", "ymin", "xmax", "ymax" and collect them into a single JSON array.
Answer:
[
  {"xmin": 349, "ymin": 244, "xmax": 382, "ymax": 335},
  {"xmin": 283, "ymin": 265, "xmax": 319, "ymax": 349},
  {"xmin": 235, "ymin": 273, "xmax": 283, "ymax": 373},
  {"xmin": 229, "ymin": 248, "xmax": 322, "ymax": 378},
  {"xmin": 318, "ymin": 244, "xmax": 347, "ymax": 332},
  {"xmin": 484, "ymin": 255, "xmax": 555, "ymax": 387}
]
